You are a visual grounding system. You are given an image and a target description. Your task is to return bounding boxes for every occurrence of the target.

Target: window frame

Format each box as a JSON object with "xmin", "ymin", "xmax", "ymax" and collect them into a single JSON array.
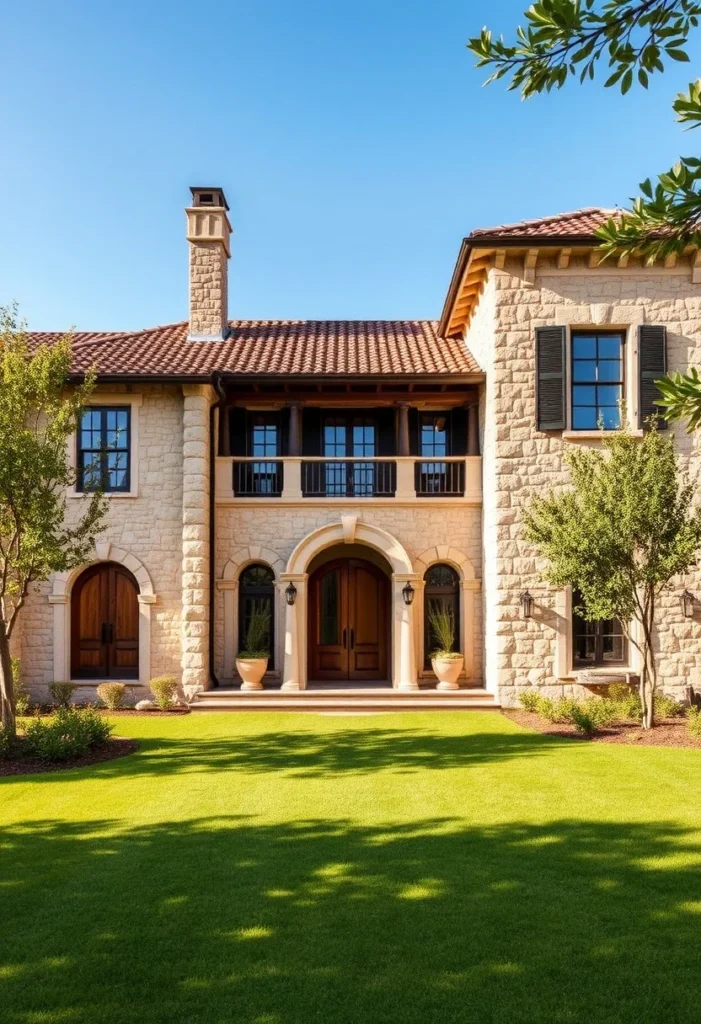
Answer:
[
  {"xmin": 570, "ymin": 330, "xmax": 626, "ymax": 432},
  {"xmin": 238, "ymin": 563, "xmax": 276, "ymax": 670},
  {"xmin": 572, "ymin": 592, "xmax": 628, "ymax": 669},
  {"xmin": 77, "ymin": 405, "xmax": 132, "ymax": 494},
  {"xmin": 423, "ymin": 563, "xmax": 461, "ymax": 669}
]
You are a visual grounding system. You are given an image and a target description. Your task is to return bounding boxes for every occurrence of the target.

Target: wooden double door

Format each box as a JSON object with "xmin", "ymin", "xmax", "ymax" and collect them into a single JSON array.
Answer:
[
  {"xmin": 309, "ymin": 558, "xmax": 388, "ymax": 681},
  {"xmin": 71, "ymin": 563, "xmax": 139, "ymax": 679}
]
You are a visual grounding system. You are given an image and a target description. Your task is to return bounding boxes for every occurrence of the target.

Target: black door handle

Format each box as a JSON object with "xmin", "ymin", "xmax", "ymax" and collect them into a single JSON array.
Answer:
[
  {"xmin": 350, "ymin": 629, "xmax": 355, "ymax": 649},
  {"xmin": 342, "ymin": 628, "xmax": 347, "ymax": 649},
  {"xmin": 108, "ymin": 623, "xmax": 114, "ymax": 644}
]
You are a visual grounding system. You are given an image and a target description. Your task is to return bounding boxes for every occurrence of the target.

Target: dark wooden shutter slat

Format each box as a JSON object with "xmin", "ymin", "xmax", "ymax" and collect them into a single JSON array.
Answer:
[
  {"xmin": 302, "ymin": 408, "xmax": 323, "ymax": 455},
  {"xmin": 450, "ymin": 407, "xmax": 468, "ymax": 455},
  {"xmin": 229, "ymin": 408, "xmax": 247, "ymax": 456},
  {"xmin": 408, "ymin": 408, "xmax": 420, "ymax": 455},
  {"xmin": 376, "ymin": 408, "xmax": 396, "ymax": 456},
  {"xmin": 638, "ymin": 325, "xmax": 667, "ymax": 429},
  {"xmin": 536, "ymin": 326, "xmax": 566, "ymax": 430}
]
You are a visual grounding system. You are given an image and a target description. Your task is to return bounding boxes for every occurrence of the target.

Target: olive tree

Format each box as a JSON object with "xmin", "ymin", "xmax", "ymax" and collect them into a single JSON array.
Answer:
[
  {"xmin": 523, "ymin": 425, "xmax": 701, "ymax": 728},
  {"xmin": 0, "ymin": 307, "xmax": 106, "ymax": 736}
]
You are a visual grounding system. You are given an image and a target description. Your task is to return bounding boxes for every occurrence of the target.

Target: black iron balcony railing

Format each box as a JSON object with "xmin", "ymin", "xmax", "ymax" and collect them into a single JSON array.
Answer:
[
  {"xmin": 414, "ymin": 460, "xmax": 466, "ymax": 497},
  {"xmin": 232, "ymin": 460, "xmax": 284, "ymax": 497},
  {"xmin": 301, "ymin": 460, "xmax": 396, "ymax": 498}
]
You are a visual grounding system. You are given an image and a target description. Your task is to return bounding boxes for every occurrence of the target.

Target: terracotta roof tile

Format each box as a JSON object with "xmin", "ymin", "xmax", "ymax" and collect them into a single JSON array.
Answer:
[
  {"xmin": 470, "ymin": 207, "xmax": 619, "ymax": 240},
  {"xmin": 30, "ymin": 320, "xmax": 480, "ymax": 379}
]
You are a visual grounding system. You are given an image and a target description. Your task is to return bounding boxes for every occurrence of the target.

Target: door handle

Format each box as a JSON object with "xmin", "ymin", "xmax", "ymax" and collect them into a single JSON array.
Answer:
[
  {"xmin": 350, "ymin": 629, "xmax": 355, "ymax": 649},
  {"xmin": 100, "ymin": 623, "xmax": 108, "ymax": 644},
  {"xmin": 342, "ymin": 628, "xmax": 347, "ymax": 649},
  {"xmin": 108, "ymin": 623, "xmax": 114, "ymax": 644}
]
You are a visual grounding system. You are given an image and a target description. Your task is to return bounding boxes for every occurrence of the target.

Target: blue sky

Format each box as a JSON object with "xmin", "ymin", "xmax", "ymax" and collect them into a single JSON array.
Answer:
[{"xmin": 2, "ymin": 0, "xmax": 700, "ymax": 330}]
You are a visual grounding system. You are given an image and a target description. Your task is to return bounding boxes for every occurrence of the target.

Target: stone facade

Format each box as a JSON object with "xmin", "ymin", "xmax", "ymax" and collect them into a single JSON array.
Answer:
[
  {"xmin": 473, "ymin": 256, "xmax": 701, "ymax": 706},
  {"xmin": 188, "ymin": 243, "xmax": 229, "ymax": 339}
]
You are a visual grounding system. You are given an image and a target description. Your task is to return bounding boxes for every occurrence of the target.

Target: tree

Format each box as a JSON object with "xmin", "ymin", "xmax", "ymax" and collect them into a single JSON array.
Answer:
[
  {"xmin": 523, "ymin": 425, "xmax": 701, "ymax": 729},
  {"xmin": 0, "ymin": 307, "xmax": 106, "ymax": 737},
  {"xmin": 468, "ymin": 0, "xmax": 701, "ymax": 259}
]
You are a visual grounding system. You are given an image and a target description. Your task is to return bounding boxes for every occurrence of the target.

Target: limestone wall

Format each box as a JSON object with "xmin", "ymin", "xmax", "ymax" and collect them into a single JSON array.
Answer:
[
  {"xmin": 479, "ymin": 256, "xmax": 701, "ymax": 705},
  {"xmin": 18, "ymin": 384, "xmax": 184, "ymax": 698}
]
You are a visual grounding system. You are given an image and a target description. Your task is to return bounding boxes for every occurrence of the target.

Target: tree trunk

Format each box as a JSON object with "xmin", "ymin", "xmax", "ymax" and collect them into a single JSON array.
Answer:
[
  {"xmin": 0, "ymin": 623, "xmax": 16, "ymax": 737},
  {"xmin": 639, "ymin": 613, "xmax": 657, "ymax": 731}
]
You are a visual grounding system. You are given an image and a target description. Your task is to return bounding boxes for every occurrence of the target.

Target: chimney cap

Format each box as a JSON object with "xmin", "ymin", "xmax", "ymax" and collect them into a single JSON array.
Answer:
[{"xmin": 189, "ymin": 186, "xmax": 229, "ymax": 211}]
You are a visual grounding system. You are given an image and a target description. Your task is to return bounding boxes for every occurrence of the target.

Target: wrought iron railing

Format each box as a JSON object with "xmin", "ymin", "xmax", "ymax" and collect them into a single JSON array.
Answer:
[
  {"xmin": 301, "ymin": 460, "xmax": 396, "ymax": 498},
  {"xmin": 232, "ymin": 460, "xmax": 284, "ymax": 497},
  {"xmin": 414, "ymin": 460, "xmax": 465, "ymax": 497}
]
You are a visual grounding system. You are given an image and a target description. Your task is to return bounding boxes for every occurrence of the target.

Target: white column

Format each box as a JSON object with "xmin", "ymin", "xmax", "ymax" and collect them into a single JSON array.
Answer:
[
  {"xmin": 392, "ymin": 573, "xmax": 421, "ymax": 690},
  {"xmin": 137, "ymin": 593, "xmax": 156, "ymax": 686},
  {"xmin": 282, "ymin": 459, "xmax": 303, "ymax": 500},
  {"xmin": 280, "ymin": 573, "xmax": 308, "ymax": 690},
  {"xmin": 461, "ymin": 579, "xmax": 481, "ymax": 684},
  {"xmin": 48, "ymin": 595, "xmax": 69, "ymax": 682},
  {"xmin": 217, "ymin": 579, "xmax": 238, "ymax": 683},
  {"xmin": 395, "ymin": 459, "xmax": 415, "ymax": 501}
]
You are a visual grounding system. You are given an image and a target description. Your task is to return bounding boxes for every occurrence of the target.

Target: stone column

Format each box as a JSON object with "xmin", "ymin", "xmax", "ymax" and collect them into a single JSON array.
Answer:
[
  {"xmin": 181, "ymin": 384, "xmax": 214, "ymax": 698},
  {"xmin": 397, "ymin": 402, "xmax": 411, "ymax": 457},
  {"xmin": 392, "ymin": 573, "xmax": 421, "ymax": 690},
  {"xmin": 280, "ymin": 573, "xmax": 308, "ymax": 690}
]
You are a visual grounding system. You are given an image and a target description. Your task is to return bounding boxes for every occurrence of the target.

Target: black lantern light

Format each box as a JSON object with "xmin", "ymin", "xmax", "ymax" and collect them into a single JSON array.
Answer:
[
  {"xmin": 519, "ymin": 590, "xmax": 534, "ymax": 619},
  {"xmin": 285, "ymin": 582, "xmax": 298, "ymax": 606},
  {"xmin": 402, "ymin": 581, "xmax": 415, "ymax": 606},
  {"xmin": 681, "ymin": 589, "xmax": 695, "ymax": 618}
]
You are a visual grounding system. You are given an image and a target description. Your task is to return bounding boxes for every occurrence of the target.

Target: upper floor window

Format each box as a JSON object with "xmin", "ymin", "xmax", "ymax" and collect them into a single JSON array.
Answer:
[
  {"xmin": 572, "ymin": 591, "xmax": 627, "ymax": 668},
  {"xmin": 420, "ymin": 413, "xmax": 449, "ymax": 457},
  {"xmin": 249, "ymin": 414, "xmax": 279, "ymax": 457},
  {"xmin": 78, "ymin": 407, "xmax": 131, "ymax": 493},
  {"xmin": 571, "ymin": 331, "xmax": 624, "ymax": 430}
]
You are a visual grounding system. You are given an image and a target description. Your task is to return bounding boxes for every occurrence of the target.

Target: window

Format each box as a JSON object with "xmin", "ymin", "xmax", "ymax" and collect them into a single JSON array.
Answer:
[
  {"xmin": 418, "ymin": 414, "xmax": 449, "ymax": 494},
  {"xmin": 78, "ymin": 407, "xmax": 131, "ymax": 492},
  {"xmin": 239, "ymin": 564, "xmax": 275, "ymax": 668},
  {"xmin": 248, "ymin": 414, "xmax": 280, "ymax": 495},
  {"xmin": 423, "ymin": 563, "xmax": 460, "ymax": 668},
  {"xmin": 571, "ymin": 332, "xmax": 624, "ymax": 430},
  {"xmin": 572, "ymin": 591, "xmax": 627, "ymax": 668},
  {"xmin": 323, "ymin": 415, "xmax": 377, "ymax": 496}
]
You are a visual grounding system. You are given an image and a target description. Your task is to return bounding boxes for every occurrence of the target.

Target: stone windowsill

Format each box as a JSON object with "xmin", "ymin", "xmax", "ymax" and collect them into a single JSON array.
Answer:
[{"xmin": 562, "ymin": 429, "xmax": 644, "ymax": 441}]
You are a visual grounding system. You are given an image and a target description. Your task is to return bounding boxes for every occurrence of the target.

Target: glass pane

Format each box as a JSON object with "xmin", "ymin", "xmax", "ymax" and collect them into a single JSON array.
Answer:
[
  {"xmin": 597, "ymin": 360, "xmax": 621, "ymax": 382},
  {"xmin": 352, "ymin": 462, "xmax": 375, "ymax": 496},
  {"xmin": 573, "ymin": 385, "xmax": 596, "ymax": 406},
  {"xmin": 598, "ymin": 336, "xmax": 622, "ymax": 360},
  {"xmin": 573, "ymin": 361, "xmax": 597, "ymax": 382},
  {"xmin": 324, "ymin": 420, "xmax": 346, "ymax": 457},
  {"xmin": 325, "ymin": 462, "xmax": 346, "ymax": 496},
  {"xmin": 352, "ymin": 420, "xmax": 375, "ymax": 457},
  {"xmin": 425, "ymin": 564, "xmax": 459, "ymax": 588},
  {"xmin": 420, "ymin": 415, "xmax": 448, "ymax": 456},
  {"xmin": 601, "ymin": 406, "xmax": 621, "ymax": 430},
  {"xmin": 319, "ymin": 570, "xmax": 339, "ymax": 646},
  {"xmin": 598, "ymin": 385, "xmax": 622, "ymax": 407},
  {"xmin": 573, "ymin": 336, "xmax": 597, "ymax": 359},
  {"xmin": 81, "ymin": 452, "xmax": 101, "ymax": 490},
  {"xmin": 572, "ymin": 407, "xmax": 597, "ymax": 429},
  {"xmin": 241, "ymin": 565, "xmax": 275, "ymax": 588}
]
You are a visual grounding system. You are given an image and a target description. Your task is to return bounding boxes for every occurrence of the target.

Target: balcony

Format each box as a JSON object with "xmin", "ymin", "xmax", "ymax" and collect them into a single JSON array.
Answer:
[{"xmin": 215, "ymin": 456, "xmax": 482, "ymax": 504}]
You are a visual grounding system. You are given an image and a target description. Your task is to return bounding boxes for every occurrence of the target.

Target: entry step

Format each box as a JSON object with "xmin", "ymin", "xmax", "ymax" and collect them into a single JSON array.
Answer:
[{"xmin": 192, "ymin": 687, "xmax": 498, "ymax": 711}]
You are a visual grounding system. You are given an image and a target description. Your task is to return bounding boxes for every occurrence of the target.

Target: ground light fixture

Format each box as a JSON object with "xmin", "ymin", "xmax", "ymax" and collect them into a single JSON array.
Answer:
[
  {"xmin": 681, "ymin": 589, "xmax": 695, "ymax": 618},
  {"xmin": 285, "ymin": 582, "xmax": 297, "ymax": 606},
  {"xmin": 402, "ymin": 581, "xmax": 415, "ymax": 606},
  {"xmin": 519, "ymin": 590, "xmax": 534, "ymax": 619}
]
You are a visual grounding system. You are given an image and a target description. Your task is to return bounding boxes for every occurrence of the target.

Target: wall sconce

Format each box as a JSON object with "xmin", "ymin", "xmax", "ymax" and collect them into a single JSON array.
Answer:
[
  {"xmin": 402, "ymin": 582, "xmax": 415, "ymax": 606},
  {"xmin": 681, "ymin": 589, "xmax": 695, "ymax": 618},
  {"xmin": 519, "ymin": 590, "xmax": 534, "ymax": 619},
  {"xmin": 285, "ymin": 582, "xmax": 297, "ymax": 606}
]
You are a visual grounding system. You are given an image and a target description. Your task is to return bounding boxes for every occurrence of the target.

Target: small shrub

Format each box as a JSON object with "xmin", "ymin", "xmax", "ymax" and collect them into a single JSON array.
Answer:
[
  {"xmin": 238, "ymin": 603, "xmax": 271, "ymax": 659},
  {"xmin": 519, "ymin": 690, "xmax": 541, "ymax": 713},
  {"xmin": 12, "ymin": 658, "xmax": 30, "ymax": 716},
  {"xmin": 586, "ymin": 697, "xmax": 617, "ymax": 729},
  {"xmin": 536, "ymin": 697, "xmax": 557, "ymax": 722},
  {"xmin": 0, "ymin": 725, "xmax": 15, "ymax": 759},
  {"xmin": 687, "ymin": 706, "xmax": 701, "ymax": 738},
  {"xmin": 427, "ymin": 602, "xmax": 461, "ymax": 659},
  {"xmin": 96, "ymin": 682, "xmax": 127, "ymax": 710},
  {"xmin": 653, "ymin": 692, "xmax": 685, "ymax": 719},
  {"xmin": 24, "ymin": 707, "xmax": 113, "ymax": 762},
  {"xmin": 570, "ymin": 705, "xmax": 596, "ymax": 737},
  {"xmin": 48, "ymin": 682, "xmax": 77, "ymax": 708},
  {"xmin": 149, "ymin": 676, "xmax": 179, "ymax": 710}
]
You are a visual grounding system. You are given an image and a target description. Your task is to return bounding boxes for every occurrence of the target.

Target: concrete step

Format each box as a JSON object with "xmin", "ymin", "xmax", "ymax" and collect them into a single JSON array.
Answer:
[{"xmin": 191, "ymin": 687, "xmax": 499, "ymax": 712}]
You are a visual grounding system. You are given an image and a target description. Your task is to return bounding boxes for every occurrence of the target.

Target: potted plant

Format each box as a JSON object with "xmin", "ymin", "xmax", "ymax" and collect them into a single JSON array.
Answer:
[
  {"xmin": 236, "ymin": 602, "xmax": 271, "ymax": 691},
  {"xmin": 428, "ymin": 602, "xmax": 464, "ymax": 690}
]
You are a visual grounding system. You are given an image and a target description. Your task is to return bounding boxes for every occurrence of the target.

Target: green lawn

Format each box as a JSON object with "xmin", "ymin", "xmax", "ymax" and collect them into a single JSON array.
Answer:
[{"xmin": 1, "ymin": 711, "xmax": 701, "ymax": 1024}]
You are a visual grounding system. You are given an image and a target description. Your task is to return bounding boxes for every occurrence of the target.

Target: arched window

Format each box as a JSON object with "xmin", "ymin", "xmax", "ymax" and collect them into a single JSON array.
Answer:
[
  {"xmin": 239, "ymin": 564, "xmax": 275, "ymax": 667},
  {"xmin": 423, "ymin": 563, "xmax": 460, "ymax": 667}
]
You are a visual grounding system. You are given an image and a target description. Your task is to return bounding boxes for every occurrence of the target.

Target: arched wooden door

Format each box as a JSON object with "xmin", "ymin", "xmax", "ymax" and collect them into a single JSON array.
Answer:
[
  {"xmin": 71, "ymin": 563, "xmax": 139, "ymax": 679},
  {"xmin": 309, "ymin": 558, "xmax": 388, "ymax": 682}
]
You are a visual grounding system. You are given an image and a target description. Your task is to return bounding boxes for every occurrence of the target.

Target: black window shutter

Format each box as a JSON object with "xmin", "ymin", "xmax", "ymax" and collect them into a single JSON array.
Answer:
[
  {"xmin": 376, "ymin": 408, "xmax": 396, "ymax": 456},
  {"xmin": 638, "ymin": 325, "xmax": 667, "ymax": 429},
  {"xmin": 408, "ymin": 408, "xmax": 419, "ymax": 455},
  {"xmin": 279, "ymin": 408, "xmax": 290, "ymax": 455},
  {"xmin": 450, "ymin": 407, "xmax": 468, "ymax": 455},
  {"xmin": 536, "ymin": 326, "xmax": 566, "ymax": 430},
  {"xmin": 302, "ymin": 408, "xmax": 323, "ymax": 455},
  {"xmin": 229, "ymin": 408, "xmax": 247, "ymax": 456}
]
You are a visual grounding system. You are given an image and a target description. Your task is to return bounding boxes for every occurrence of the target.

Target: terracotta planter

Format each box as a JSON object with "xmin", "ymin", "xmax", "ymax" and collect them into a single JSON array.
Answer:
[
  {"xmin": 236, "ymin": 657, "xmax": 269, "ymax": 691},
  {"xmin": 431, "ymin": 654, "xmax": 464, "ymax": 691}
]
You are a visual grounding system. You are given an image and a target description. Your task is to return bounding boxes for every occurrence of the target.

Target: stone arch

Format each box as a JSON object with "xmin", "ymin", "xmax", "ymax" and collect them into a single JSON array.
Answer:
[
  {"xmin": 53, "ymin": 540, "xmax": 156, "ymax": 599},
  {"xmin": 413, "ymin": 546, "xmax": 477, "ymax": 581},
  {"xmin": 50, "ymin": 541, "xmax": 156, "ymax": 688},
  {"xmin": 220, "ymin": 545, "xmax": 285, "ymax": 581},
  {"xmin": 286, "ymin": 518, "xmax": 413, "ymax": 575}
]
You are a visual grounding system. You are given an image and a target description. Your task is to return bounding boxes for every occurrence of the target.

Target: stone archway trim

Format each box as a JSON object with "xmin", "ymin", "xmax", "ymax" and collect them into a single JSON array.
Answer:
[
  {"xmin": 218, "ymin": 547, "xmax": 286, "ymax": 684},
  {"xmin": 286, "ymin": 519, "xmax": 413, "ymax": 576},
  {"xmin": 413, "ymin": 546, "xmax": 478, "ymax": 581},
  {"xmin": 413, "ymin": 546, "xmax": 482, "ymax": 685},
  {"xmin": 220, "ymin": 546, "xmax": 285, "ymax": 581}
]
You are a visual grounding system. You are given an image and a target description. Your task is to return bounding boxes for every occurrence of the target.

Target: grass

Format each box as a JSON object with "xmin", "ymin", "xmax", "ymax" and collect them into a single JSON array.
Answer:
[{"xmin": 1, "ymin": 710, "xmax": 701, "ymax": 1024}]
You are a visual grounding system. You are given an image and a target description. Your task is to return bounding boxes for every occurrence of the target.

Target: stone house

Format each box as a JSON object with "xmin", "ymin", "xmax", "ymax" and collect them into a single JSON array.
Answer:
[{"xmin": 17, "ymin": 191, "xmax": 701, "ymax": 707}]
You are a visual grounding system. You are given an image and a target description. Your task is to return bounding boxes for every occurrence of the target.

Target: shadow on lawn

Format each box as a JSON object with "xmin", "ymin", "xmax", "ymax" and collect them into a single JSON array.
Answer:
[
  {"xmin": 1, "ymin": 815, "xmax": 701, "ymax": 1024},
  {"xmin": 16, "ymin": 725, "xmax": 568, "ymax": 782}
]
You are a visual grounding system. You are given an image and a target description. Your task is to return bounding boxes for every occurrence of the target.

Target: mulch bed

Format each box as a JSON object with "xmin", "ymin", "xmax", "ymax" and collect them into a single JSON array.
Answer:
[
  {"xmin": 28, "ymin": 707, "xmax": 190, "ymax": 718},
  {"xmin": 503, "ymin": 709, "xmax": 701, "ymax": 748},
  {"xmin": 0, "ymin": 738, "xmax": 138, "ymax": 777}
]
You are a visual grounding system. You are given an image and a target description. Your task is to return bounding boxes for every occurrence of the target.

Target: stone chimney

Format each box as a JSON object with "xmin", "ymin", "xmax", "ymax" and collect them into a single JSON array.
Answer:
[{"xmin": 186, "ymin": 187, "xmax": 232, "ymax": 341}]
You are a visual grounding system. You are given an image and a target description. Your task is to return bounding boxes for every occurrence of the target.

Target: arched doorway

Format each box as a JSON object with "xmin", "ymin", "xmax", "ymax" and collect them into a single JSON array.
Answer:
[
  {"xmin": 70, "ymin": 562, "xmax": 139, "ymax": 679},
  {"xmin": 308, "ymin": 556, "xmax": 389, "ymax": 682}
]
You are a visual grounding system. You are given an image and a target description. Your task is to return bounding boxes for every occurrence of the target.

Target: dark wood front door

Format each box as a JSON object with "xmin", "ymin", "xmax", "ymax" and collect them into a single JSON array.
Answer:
[
  {"xmin": 71, "ymin": 563, "xmax": 139, "ymax": 679},
  {"xmin": 309, "ymin": 559, "xmax": 388, "ymax": 681}
]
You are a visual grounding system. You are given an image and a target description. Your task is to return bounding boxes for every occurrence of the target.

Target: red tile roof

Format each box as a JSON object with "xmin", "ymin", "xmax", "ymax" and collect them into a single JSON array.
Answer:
[
  {"xmin": 30, "ymin": 320, "xmax": 481, "ymax": 379},
  {"xmin": 470, "ymin": 207, "xmax": 619, "ymax": 241}
]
